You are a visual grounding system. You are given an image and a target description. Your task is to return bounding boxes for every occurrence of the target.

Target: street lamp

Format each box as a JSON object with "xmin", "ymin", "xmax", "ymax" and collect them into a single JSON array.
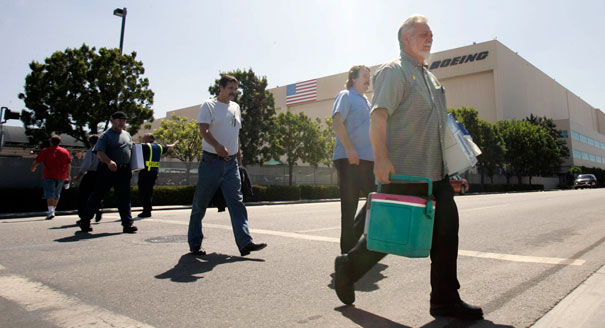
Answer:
[
  {"xmin": 113, "ymin": 7, "xmax": 127, "ymax": 54},
  {"xmin": 106, "ymin": 8, "xmax": 127, "ymax": 131}
]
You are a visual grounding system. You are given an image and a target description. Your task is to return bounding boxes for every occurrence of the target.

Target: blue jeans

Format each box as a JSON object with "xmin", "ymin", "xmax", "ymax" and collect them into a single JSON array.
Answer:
[
  {"xmin": 188, "ymin": 153, "xmax": 252, "ymax": 251},
  {"xmin": 42, "ymin": 178, "xmax": 65, "ymax": 200}
]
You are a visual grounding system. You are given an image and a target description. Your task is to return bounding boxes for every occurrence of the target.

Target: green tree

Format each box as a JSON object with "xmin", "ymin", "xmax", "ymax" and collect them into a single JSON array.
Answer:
[
  {"xmin": 153, "ymin": 115, "xmax": 203, "ymax": 185},
  {"xmin": 271, "ymin": 111, "xmax": 323, "ymax": 186},
  {"xmin": 476, "ymin": 120, "xmax": 506, "ymax": 184},
  {"xmin": 569, "ymin": 166, "xmax": 582, "ymax": 177},
  {"xmin": 497, "ymin": 120, "xmax": 559, "ymax": 184},
  {"xmin": 19, "ymin": 44, "xmax": 154, "ymax": 146},
  {"xmin": 524, "ymin": 114, "xmax": 569, "ymax": 171},
  {"xmin": 208, "ymin": 69, "xmax": 276, "ymax": 165},
  {"xmin": 317, "ymin": 117, "xmax": 335, "ymax": 168},
  {"xmin": 525, "ymin": 124, "xmax": 560, "ymax": 184},
  {"xmin": 497, "ymin": 120, "xmax": 532, "ymax": 184}
]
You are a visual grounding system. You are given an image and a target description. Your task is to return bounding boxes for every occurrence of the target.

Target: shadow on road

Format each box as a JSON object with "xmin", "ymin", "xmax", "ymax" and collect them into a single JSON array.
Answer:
[
  {"xmin": 1, "ymin": 218, "xmax": 46, "ymax": 224},
  {"xmin": 327, "ymin": 263, "xmax": 388, "ymax": 292},
  {"xmin": 49, "ymin": 223, "xmax": 79, "ymax": 230},
  {"xmin": 420, "ymin": 318, "xmax": 514, "ymax": 328},
  {"xmin": 336, "ymin": 306, "xmax": 514, "ymax": 328},
  {"xmin": 49, "ymin": 220, "xmax": 112, "ymax": 230},
  {"xmin": 335, "ymin": 305, "xmax": 411, "ymax": 328},
  {"xmin": 155, "ymin": 253, "xmax": 265, "ymax": 283},
  {"xmin": 54, "ymin": 231, "xmax": 122, "ymax": 242}
]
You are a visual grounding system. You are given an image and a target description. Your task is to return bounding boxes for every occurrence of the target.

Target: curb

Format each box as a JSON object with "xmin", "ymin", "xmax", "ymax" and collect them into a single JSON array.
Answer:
[{"xmin": 0, "ymin": 199, "xmax": 341, "ymax": 220}]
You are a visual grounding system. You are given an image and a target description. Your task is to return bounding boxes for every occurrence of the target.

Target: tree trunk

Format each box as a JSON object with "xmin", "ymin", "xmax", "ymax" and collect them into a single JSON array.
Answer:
[
  {"xmin": 185, "ymin": 162, "xmax": 192, "ymax": 185},
  {"xmin": 288, "ymin": 164, "xmax": 294, "ymax": 186}
]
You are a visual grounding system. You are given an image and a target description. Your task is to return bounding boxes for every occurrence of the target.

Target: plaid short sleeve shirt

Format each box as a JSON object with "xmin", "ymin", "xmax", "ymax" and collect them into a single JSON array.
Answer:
[{"xmin": 371, "ymin": 50, "xmax": 448, "ymax": 182}]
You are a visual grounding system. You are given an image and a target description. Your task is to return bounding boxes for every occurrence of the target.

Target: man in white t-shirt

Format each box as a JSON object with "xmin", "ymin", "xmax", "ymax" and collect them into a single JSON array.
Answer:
[{"xmin": 188, "ymin": 75, "xmax": 267, "ymax": 257}]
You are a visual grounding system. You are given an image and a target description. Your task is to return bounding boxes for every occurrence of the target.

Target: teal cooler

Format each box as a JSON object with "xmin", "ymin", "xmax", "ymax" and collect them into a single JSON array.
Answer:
[{"xmin": 365, "ymin": 175, "xmax": 435, "ymax": 258}]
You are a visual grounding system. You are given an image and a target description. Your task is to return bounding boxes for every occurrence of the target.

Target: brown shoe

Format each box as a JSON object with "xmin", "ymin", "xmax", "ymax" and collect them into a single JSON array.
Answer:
[{"xmin": 239, "ymin": 242, "xmax": 267, "ymax": 256}]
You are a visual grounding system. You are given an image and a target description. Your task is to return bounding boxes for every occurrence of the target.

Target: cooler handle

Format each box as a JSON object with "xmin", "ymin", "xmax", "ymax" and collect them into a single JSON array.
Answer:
[{"xmin": 377, "ymin": 174, "xmax": 433, "ymax": 196}]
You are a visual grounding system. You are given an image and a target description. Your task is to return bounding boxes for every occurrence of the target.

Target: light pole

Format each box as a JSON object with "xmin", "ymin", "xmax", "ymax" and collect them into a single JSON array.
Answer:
[
  {"xmin": 106, "ymin": 7, "xmax": 127, "ymax": 131},
  {"xmin": 113, "ymin": 7, "xmax": 127, "ymax": 54}
]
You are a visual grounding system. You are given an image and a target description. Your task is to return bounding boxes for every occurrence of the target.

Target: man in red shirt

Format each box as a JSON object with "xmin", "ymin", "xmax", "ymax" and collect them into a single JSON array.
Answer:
[{"xmin": 31, "ymin": 135, "xmax": 72, "ymax": 220}]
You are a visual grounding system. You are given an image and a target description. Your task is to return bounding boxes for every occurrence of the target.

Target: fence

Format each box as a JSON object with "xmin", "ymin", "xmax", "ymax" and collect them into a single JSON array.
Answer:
[
  {"xmin": 1, "ymin": 157, "xmax": 565, "ymax": 190},
  {"xmin": 0, "ymin": 157, "xmax": 338, "ymax": 188}
]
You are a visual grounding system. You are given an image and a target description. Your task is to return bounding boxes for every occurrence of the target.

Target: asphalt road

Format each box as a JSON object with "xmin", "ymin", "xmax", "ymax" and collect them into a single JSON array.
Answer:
[{"xmin": 1, "ymin": 189, "xmax": 605, "ymax": 328}]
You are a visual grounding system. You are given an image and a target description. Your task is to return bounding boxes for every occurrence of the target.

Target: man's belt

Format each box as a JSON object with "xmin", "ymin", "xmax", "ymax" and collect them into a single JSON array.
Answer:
[
  {"xmin": 203, "ymin": 151, "xmax": 235, "ymax": 162},
  {"xmin": 101, "ymin": 162, "xmax": 130, "ymax": 169}
]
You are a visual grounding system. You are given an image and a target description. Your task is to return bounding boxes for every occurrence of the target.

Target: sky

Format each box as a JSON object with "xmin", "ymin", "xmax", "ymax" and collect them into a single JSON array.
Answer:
[{"xmin": 1, "ymin": 0, "xmax": 604, "ymax": 127}]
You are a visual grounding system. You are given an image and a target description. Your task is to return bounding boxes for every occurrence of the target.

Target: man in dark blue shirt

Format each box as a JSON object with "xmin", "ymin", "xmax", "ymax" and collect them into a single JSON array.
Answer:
[{"xmin": 78, "ymin": 111, "xmax": 138, "ymax": 234}]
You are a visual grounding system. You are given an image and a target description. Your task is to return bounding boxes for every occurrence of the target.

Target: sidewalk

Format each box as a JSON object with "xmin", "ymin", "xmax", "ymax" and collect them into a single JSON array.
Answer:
[{"xmin": 531, "ymin": 264, "xmax": 605, "ymax": 327}]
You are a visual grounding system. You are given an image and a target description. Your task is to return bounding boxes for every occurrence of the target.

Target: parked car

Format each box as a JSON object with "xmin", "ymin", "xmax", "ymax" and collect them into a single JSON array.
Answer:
[
  {"xmin": 574, "ymin": 174, "xmax": 597, "ymax": 189},
  {"xmin": 449, "ymin": 175, "xmax": 469, "ymax": 195}
]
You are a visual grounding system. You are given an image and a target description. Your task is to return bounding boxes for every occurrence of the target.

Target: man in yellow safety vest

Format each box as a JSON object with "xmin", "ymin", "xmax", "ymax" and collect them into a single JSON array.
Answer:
[{"xmin": 137, "ymin": 133, "xmax": 178, "ymax": 218}]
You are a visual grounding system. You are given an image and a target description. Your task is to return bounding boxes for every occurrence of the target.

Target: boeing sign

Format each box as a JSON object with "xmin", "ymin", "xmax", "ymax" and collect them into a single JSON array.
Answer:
[{"xmin": 429, "ymin": 51, "xmax": 489, "ymax": 70}]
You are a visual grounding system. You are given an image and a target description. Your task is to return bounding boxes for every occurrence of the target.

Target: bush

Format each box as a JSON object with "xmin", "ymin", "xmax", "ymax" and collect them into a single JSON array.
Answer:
[
  {"xmin": 1, "ymin": 184, "xmax": 338, "ymax": 214},
  {"xmin": 300, "ymin": 185, "xmax": 339, "ymax": 199},
  {"xmin": 250, "ymin": 185, "xmax": 300, "ymax": 202},
  {"xmin": 469, "ymin": 184, "xmax": 543, "ymax": 193}
]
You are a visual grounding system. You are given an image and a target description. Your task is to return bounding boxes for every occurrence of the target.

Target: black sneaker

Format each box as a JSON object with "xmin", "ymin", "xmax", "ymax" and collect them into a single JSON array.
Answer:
[
  {"xmin": 334, "ymin": 255, "xmax": 355, "ymax": 305},
  {"xmin": 76, "ymin": 220, "xmax": 92, "ymax": 232},
  {"xmin": 123, "ymin": 225, "xmax": 138, "ymax": 234},
  {"xmin": 239, "ymin": 242, "xmax": 267, "ymax": 256},
  {"xmin": 94, "ymin": 211, "xmax": 103, "ymax": 222},
  {"xmin": 45, "ymin": 214, "xmax": 55, "ymax": 220},
  {"xmin": 190, "ymin": 247, "xmax": 207, "ymax": 255},
  {"xmin": 137, "ymin": 212, "xmax": 151, "ymax": 218},
  {"xmin": 430, "ymin": 301, "xmax": 484, "ymax": 320}
]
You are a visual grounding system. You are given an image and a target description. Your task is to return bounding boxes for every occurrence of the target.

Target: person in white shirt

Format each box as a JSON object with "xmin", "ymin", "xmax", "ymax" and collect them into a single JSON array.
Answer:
[{"xmin": 188, "ymin": 75, "xmax": 267, "ymax": 257}]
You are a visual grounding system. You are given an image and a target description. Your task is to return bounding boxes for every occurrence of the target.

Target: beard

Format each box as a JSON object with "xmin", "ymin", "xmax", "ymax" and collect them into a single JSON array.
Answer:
[
  {"xmin": 418, "ymin": 50, "xmax": 431, "ymax": 61},
  {"xmin": 417, "ymin": 43, "xmax": 432, "ymax": 61}
]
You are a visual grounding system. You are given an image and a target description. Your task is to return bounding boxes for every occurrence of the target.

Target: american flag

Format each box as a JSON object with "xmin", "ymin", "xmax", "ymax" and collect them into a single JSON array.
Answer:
[{"xmin": 285, "ymin": 79, "xmax": 317, "ymax": 106}]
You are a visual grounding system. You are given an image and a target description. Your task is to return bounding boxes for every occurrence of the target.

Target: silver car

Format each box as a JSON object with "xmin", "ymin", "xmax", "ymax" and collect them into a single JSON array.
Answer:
[{"xmin": 574, "ymin": 174, "xmax": 597, "ymax": 189}]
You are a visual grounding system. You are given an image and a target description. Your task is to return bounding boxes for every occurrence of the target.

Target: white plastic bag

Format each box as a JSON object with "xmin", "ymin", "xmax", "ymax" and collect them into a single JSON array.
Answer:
[
  {"xmin": 444, "ymin": 114, "xmax": 481, "ymax": 176},
  {"xmin": 130, "ymin": 143, "xmax": 145, "ymax": 171}
]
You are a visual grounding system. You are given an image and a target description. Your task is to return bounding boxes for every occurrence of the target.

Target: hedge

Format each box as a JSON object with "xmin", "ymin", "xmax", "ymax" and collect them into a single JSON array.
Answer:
[
  {"xmin": 1, "ymin": 183, "xmax": 550, "ymax": 214},
  {"xmin": 0, "ymin": 184, "xmax": 339, "ymax": 214},
  {"xmin": 299, "ymin": 185, "xmax": 340, "ymax": 200},
  {"xmin": 468, "ymin": 184, "xmax": 543, "ymax": 193}
]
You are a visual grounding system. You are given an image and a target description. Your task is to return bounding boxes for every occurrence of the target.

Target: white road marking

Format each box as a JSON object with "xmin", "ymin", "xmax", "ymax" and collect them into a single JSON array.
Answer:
[
  {"xmin": 147, "ymin": 219, "xmax": 340, "ymax": 243},
  {"xmin": 459, "ymin": 204, "xmax": 508, "ymax": 212},
  {"xmin": 297, "ymin": 226, "xmax": 341, "ymax": 233},
  {"xmin": 458, "ymin": 250, "xmax": 585, "ymax": 266},
  {"xmin": 0, "ymin": 273, "xmax": 155, "ymax": 328},
  {"xmin": 146, "ymin": 219, "xmax": 585, "ymax": 266}
]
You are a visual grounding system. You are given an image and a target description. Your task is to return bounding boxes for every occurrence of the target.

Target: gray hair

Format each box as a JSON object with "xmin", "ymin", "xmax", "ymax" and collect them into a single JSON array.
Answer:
[{"xmin": 398, "ymin": 14, "xmax": 428, "ymax": 49}]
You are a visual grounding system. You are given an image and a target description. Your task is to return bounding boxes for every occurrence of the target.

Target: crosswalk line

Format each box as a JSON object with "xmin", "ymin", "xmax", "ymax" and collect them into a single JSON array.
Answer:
[
  {"xmin": 0, "ymin": 272, "xmax": 155, "ymax": 328},
  {"xmin": 146, "ymin": 218, "xmax": 584, "ymax": 266}
]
